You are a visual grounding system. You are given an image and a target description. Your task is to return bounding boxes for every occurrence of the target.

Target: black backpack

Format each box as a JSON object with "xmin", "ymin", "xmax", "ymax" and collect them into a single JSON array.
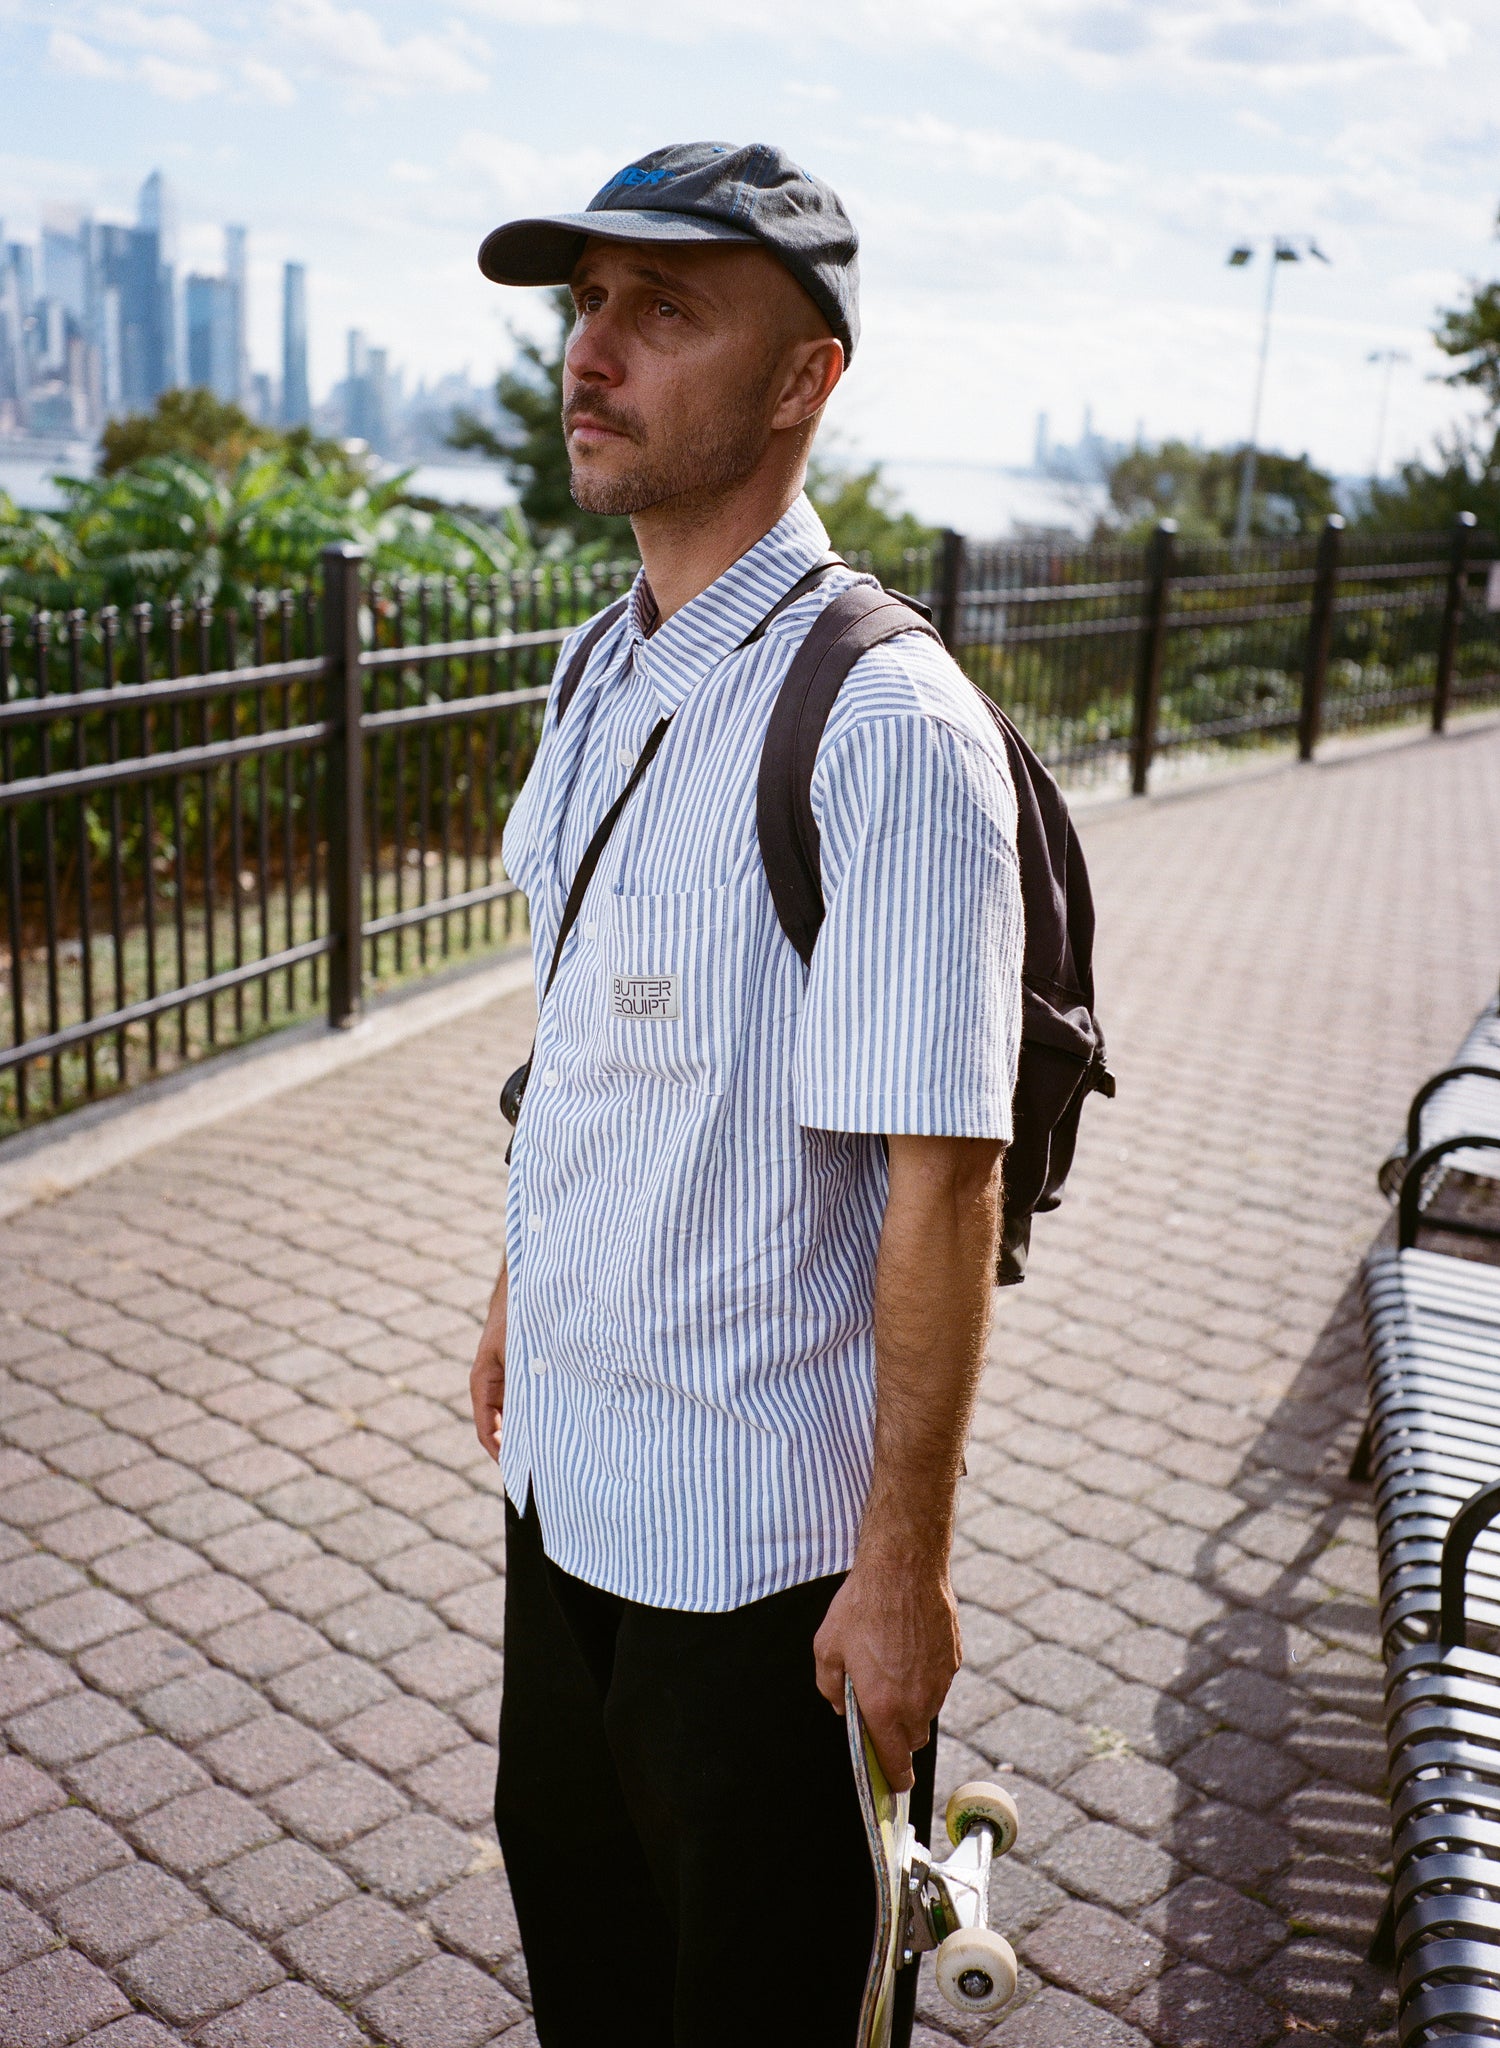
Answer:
[{"xmin": 523, "ymin": 568, "xmax": 1114, "ymax": 1281}]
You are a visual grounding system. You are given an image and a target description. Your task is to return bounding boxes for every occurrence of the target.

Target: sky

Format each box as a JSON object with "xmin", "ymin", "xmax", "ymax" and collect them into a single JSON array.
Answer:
[{"xmin": 2, "ymin": 0, "xmax": 1498, "ymax": 490}]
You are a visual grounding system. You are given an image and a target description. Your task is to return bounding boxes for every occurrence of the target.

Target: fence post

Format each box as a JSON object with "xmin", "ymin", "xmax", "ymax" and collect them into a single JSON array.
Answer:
[
  {"xmin": 322, "ymin": 543, "xmax": 367, "ymax": 1029},
  {"xmin": 1130, "ymin": 520, "xmax": 1176, "ymax": 796},
  {"xmin": 935, "ymin": 528, "xmax": 965, "ymax": 652},
  {"xmin": 1433, "ymin": 511, "xmax": 1477, "ymax": 734},
  {"xmin": 1298, "ymin": 513, "xmax": 1344, "ymax": 762}
]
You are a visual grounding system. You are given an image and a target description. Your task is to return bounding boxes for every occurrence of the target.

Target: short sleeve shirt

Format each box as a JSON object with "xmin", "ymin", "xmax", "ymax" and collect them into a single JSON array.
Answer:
[{"xmin": 500, "ymin": 494, "xmax": 1023, "ymax": 1611}]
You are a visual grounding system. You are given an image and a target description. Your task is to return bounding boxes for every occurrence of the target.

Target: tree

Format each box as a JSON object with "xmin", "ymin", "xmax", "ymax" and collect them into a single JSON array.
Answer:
[
  {"xmin": 1434, "ymin": 209, "xmax": 1500, "ymax": 414},
  {"xmin": 99, "ymin": 387, "xmax": 361, "ymax": 484},
  {"xmin": 806, "ymin": 456, "xmax": 938, "ymax": 561},
  {"xmin": 1357, "ymin": 205, "xmax": 1500, "ymax": 534},
  {"xmin": 448, "ymin": 290, "xmax": 631, "ymax": 549},
  {"xmin": 1103, "ymin": 440, "xmax": 1337, "ymax": 541}
]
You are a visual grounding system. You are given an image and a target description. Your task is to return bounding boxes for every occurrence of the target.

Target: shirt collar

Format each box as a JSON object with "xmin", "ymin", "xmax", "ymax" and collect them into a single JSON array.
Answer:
[{"xmin": 624, "ymin": 493, "xmax": 831, "ymax": 716}]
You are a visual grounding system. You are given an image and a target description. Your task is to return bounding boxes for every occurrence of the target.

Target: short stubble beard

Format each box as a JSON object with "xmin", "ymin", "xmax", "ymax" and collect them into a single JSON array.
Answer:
[{"xmin": 565, "ymin": 366, "xmax": 780, "ymax": 518}]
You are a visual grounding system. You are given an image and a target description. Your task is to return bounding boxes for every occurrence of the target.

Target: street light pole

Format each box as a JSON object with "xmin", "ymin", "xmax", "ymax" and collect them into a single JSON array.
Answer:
[
  {"xmin": 1367, "ymin": 347, "xmax": 1410, "ymax": 485},
  {"xmin": 1227, "ymin": 236, "xmax": 1330, "ymax": 548}
]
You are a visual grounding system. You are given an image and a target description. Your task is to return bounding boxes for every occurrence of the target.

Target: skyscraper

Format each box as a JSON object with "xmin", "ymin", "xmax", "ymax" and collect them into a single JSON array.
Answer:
[
  {"xmin": 95, "ymin": 221, "xmax": 169, "ymax": 410},
  {"xmin": 137, "ymin": 170, "xmax": 178, "ymax": 392},
  {"xmin": 185, "ymin": 274, "xmax": 237, "ymax": 400},
  {"xmin": 224, "ymin": 224, "xmax": 247, "ymax": 405},
  {"xmin": 281, "ymin": 262, "xmax": 309, "ymax": 427}
]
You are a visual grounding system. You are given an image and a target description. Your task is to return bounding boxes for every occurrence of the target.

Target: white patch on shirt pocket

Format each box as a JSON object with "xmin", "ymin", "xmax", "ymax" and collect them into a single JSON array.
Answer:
[
  {"xmin": 609, "ymin": 973, "xmax": 680, "ymax": 1020},
  {"xmin": 600, "ymin": 883, "xmax": 733, "ymax": 1094}
]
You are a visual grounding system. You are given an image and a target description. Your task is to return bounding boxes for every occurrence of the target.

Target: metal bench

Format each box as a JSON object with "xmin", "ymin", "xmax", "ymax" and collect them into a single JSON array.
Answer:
[
  {"xmin": 1360, "ymin": 1246, "xmax": 1500, "ymax": 2042},
  {"xmin": 1378, "ymin": 992, "xmax": 1500, "ymax": 1257}
]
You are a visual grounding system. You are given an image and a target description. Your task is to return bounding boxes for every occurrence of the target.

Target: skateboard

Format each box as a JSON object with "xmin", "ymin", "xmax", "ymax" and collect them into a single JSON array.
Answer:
[{"xmin": 846, "ymin": 1676, "xmax": 1020, "ymax": 2048}]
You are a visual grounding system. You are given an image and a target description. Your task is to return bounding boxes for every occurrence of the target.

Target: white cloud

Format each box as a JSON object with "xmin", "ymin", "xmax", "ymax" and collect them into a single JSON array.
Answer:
[
  {"xmin": 268, "ymin": 0, "xmax": 489, "ymax": 95},
  {"xmin": 240, "ymin": 56, "xmax": 296, "ymax": 104},
  {"xmin": 47, "ymin": 26, "xmax": 117, "ymax": 76},
  {"xmin": 866, "ymin": 114, "xmax": 1126, "ymax": 198},
  {"xmin": 137, "ymin": 51, "xmax": 220, "ymax": 97},
  {"xmin": 91, "ymin": 4, "xmax": 216, "ymax": 60}
]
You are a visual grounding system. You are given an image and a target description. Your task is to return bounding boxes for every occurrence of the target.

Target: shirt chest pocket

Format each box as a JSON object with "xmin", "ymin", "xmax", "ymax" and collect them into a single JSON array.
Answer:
[{"xmin": 598, "ymin": 882, "xmax": 736, "ymax": 1097}]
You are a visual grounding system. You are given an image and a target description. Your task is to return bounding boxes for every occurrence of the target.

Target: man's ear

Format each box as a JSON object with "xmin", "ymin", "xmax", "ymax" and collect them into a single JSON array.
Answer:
[{"xmin": 774, "ymin": 337, "xmax": 844, "ymax": 432}]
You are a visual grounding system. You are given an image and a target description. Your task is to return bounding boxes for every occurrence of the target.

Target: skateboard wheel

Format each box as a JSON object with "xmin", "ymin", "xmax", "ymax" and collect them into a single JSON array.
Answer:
[
  {"xmin": 945, "ymin": 1780, "xmax": 1020, "ymax": 1856},
  {"xmin": 935, "ymin": 1926, "xmax": 1018, "ymax": 2013}
]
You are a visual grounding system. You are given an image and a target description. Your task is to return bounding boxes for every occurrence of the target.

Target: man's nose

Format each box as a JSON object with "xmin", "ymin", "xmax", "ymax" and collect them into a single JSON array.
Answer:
[{"xmin": 565, "ymin": 310, "xmax": 623, "ymax": 387}]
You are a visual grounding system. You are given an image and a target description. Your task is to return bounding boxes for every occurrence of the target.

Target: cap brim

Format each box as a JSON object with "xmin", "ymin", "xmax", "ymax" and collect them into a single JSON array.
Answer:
[{"xmin": 478, "ymin": 209, "xmax": 760, "ymax": 285}]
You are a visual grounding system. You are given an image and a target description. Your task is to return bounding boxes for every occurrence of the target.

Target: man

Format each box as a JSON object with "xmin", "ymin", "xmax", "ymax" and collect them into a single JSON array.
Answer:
[{"xmin": 468, "ymin": 142, "xmax": 1023, "ymax": 2047}]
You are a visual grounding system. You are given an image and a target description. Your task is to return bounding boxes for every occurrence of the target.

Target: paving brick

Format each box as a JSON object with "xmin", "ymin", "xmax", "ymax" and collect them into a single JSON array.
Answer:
[
  {"xmin": 1125, "ymin": 1961, "xmax": 1281, "ymax": 2048},
  {"xmin": 129, "ymin": 1784, "xmax": 281, "ymax": 1875},
  {"xmin": 145, "ymin": 1572, "xmax": 265, "ymax": 1637},
  {"xmin": 74, "ymin": 1628, "xmax": 204, "ymax": 1698},
  {"xmin": 335, "ymin": 1695, "xmax": 465, "ymax": 1773},
  {"xmin": 52, "ymin": 1861, "xmax": 206, "ymax": 1965},
  {"xmin": 0, "ymin": 1646, "xmax": 80, "ymax": 1716},
  {"xmin": 972, "ymin": 1705, "xmax": 1091, "ymax": 1785},
  {"xmin": 253, "ymin": 1553, "xmax": 376, "ymax": 1618},
  {"xmin": 985, "ymin": 1985, "xmax": 1151, "ymax": 2046},
  {"xmin": 1022, "ymin": 1899, "xmax": 1166, "ymax": 2007},
  {"xmin": 435, "ymin": 1580, "xmax": 505, "ymax": 1647},
  {"xmin": 137, "ymin": 1667, "xmax": 268, "ymax": 1743},
  {"xmin": 454, "ymin": 1683, "xmax": 504, "ymax": 1745},
  {"xmin": 203, "ymin": 1609, "xmax": 327, "ymax": 1679},
  {"xmin": 386, "ymin": 1632, "xmax": 503, "ymax": 1705},
  {"xmin": 0, "ymin": 1753, "xmax": 67, "ymax": 1828},
  {"xmin": 1064, "ymin": 1756, "xmax": 1193, "ymax": 1836},
  {"xmin": 200, "ymin": 1712, "xmax": 336, "ymax": 1794},
  {"xmin": 320, "ymin": 1591, "xmax": 440, "ymax": 1658},
  {"xmin": 0, "ymin": 1806, "xmax": 132, "ymax": 1901},
  {"xmin": 42, "ymin": 1507, "xmax": 151, "ymax": 1563},
  {"xmin": 358, "ymin": 1952, "xmax": 525, "ymax": 2048},
  {"xmin": 1141, "ymin": 1876, "xmax": 1286, "ymax": 1974},
  {"xmin": 256, "ymin": 1476, "xmax": 364, "ymax": 1528},
  {"xmin": 1249, "ymin": 1933, "xmax": 1391, "ymax": 2039},
  {"xmin": 1171, "ymin": 1797, "xmax": 1293, "ymax": 1886},
  {"xmin": 264, "ymin": 1652, "xmax": 395, "ymax": 1727},
  {"xmin": 146, "ymin": 1487, "xmax": 256, "ymax": 1543},
  {"xmin": 374, "ymin": 1539, "xmax": 490, "ymax": 1601},
  {"xmin": 338, "ymin": 1810, "xmax": 473, "ymax": 1903},
  {"xmin": 201, "ymin": 1838, "xmax": 355, "ymax": 1938},
  {"xmin": 0, "ymin": 1555, "xmax": 89, "ymax": 1616},
  {"xmin": 0, "ymin": 1476, "xmax": 96, "ymax": 1529},
  {"xmin": 277, "ymin": 1895, "xmax": 435, "ymax": 1999},
  {"xmin": 0, "ymin": 1948, "xmax": 131, "ymax": 2046},
  {"xmin": 404, "ymin": 1741, "xmax": 496, "ymax": 1827},
  {"xmin": 266, "ymin": 1760, "xmax": 407, "ymax": 1848},
  {"xmin": 24, "ymin": 1589, "xmax": 140, "ymax": 1654},
  {"xmin": 424, "ymin": 1869, "xmax": 521, "ymax": 1966},
  {"xmin": 1177, "ymin": 1731, "xmax": 1306, "ymax": 1811},
  {"xmin": 120, "ymin": 1918, "xmax": 283, "ymax": 2028},
  {"xmin": 64, "ymin": 1733, "xmax": 211, "ymax": 1821},
  {"xmin": 7, "ymin": 1688, "xmax": 141, "ymax": 1768},
  {"xmin": 0, "ymin": 1893, "xmax": 52, "ymax": 1972},
  {"xmin": 196, "ymin": 1981, "xmax": 364, "ymax": 2048},
  {"xmin": 1040, "ymin": 1821, "xmax": 1178, "ymax": 1912}
]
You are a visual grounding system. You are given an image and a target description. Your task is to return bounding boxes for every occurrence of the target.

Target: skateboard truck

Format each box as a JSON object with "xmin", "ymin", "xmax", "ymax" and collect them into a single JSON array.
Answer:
[{"xmin": 900, "ymin": 1782, "xmax": 1019, "ymax": 2012}]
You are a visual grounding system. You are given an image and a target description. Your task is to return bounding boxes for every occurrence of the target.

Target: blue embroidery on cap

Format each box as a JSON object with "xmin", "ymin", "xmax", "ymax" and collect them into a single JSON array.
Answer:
[{"xmin": 604, "ymin": 165, "xmax": 672, "ymax": 190}]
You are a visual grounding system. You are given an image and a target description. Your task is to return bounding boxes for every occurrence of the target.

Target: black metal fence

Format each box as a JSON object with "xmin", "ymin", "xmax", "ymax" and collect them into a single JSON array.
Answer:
[{"xmin": 3, "ymin": 520, "xmax": 1497, "ymax": 1131}]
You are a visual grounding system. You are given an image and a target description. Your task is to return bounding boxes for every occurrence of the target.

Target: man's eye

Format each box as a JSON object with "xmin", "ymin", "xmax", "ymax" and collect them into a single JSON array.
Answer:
[{"xmin": 655, "ymin": 300, "xmax": 679, "ymax": 318}]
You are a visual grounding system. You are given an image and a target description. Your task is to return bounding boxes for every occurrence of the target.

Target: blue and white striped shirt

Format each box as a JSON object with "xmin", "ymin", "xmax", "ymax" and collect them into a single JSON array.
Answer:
[{"xmin": 500, "ymin": 494, "xmax": 1023, "ymax": 1611}]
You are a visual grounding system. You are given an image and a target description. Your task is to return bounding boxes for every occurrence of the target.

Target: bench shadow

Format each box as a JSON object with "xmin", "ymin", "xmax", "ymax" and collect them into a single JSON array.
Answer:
[{"xmin": 1147, "ymin": 1202, "xmax": 1500, "ymax": 2047}]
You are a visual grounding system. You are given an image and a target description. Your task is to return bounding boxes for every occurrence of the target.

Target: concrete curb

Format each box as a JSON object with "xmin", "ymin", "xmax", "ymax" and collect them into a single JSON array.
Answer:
[{"xmin": 0, "ymin": 950, "xmax": 535, "ymax": 1223}]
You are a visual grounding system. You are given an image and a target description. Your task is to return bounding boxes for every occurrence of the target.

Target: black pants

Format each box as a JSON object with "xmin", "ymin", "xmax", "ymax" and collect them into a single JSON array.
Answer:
[{"xmin": 495, "ymin": 1498, "xmax": 935, "ymax": 2047}]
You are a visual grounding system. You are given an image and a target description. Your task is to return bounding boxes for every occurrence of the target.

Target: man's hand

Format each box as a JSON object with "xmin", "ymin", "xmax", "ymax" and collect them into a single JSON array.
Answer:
[
  {"xmin": 814, "ymin": 1550, "xmax": 960, "ymax": 1790},
  {"xmin": 469, "ymin": 1262, "xmax": 508, "ymax": 1462},
  {"xmin": 818, "ymin": 1132, "xmax": 1003, "ymax": 1789}
]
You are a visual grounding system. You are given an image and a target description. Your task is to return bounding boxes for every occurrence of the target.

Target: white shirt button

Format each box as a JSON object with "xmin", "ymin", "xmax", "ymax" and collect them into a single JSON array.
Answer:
[
  {"xmin": 529, "ymin": 1214, "xmax": 541, "ymax": 1234},
  {"xmin": 616, "ymin": 746, "xmax": 633, "ymax": 769},
  {"xmin": 584, "ymin": 920, "xmax": 597, "ymax": 940},
  {"xmin": 542, "ymin": 1068, "xmax": 559, "ymax": 1087},
  {"xmin": 530, "ymin": 1357, "xmax": 550, "ymax": 1376}
]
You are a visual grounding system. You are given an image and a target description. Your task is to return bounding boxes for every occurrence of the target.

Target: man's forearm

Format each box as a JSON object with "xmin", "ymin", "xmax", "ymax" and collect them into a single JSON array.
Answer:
[{"xmin": 859, "ymin": 1135, "xmax": 1003, "ymax": 1565}]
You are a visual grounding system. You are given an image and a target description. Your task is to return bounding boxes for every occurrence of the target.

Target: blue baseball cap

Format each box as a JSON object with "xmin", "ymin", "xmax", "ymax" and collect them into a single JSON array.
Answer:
[{"xmin": 477, "ymin": 141, "xmax": 860, "ymax": 362}]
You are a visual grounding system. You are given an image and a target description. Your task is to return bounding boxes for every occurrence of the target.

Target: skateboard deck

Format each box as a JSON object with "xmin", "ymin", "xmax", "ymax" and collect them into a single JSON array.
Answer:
[
  {"xmin": 847, "ymin": 1676, "xmax": 910, "ymax": 2048},
  {"xmin": 846, "ymin": 1675, "xmax": 1021, "ymax": 2048}
]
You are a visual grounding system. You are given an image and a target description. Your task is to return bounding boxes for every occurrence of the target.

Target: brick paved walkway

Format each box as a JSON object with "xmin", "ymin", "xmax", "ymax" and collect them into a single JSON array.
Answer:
[{"xmin": 1, "ymin": 723, "xmax": 1498, "ymax": 2048}]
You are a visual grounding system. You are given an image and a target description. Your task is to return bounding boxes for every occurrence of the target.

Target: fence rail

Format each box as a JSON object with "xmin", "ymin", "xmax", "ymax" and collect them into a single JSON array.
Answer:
[{"xmin": 2, "ymin": 520, "xmax": 1498, "ymax": 1131}]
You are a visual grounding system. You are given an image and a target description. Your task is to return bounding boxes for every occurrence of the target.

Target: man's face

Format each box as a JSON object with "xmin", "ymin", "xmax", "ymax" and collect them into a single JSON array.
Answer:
[{"xmin": 562, "ymin": 237, "xmax": 832, "ymax": 517}]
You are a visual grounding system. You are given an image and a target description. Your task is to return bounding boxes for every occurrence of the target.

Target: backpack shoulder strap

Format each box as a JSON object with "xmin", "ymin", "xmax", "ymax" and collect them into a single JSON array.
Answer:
[
  {"xmin": 756, "ymin": 584, "xmax": 940, "ymax": 965},
  {"xmin": 554, "ymin": 595, "xmax": 630, "ymax": 723}
]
